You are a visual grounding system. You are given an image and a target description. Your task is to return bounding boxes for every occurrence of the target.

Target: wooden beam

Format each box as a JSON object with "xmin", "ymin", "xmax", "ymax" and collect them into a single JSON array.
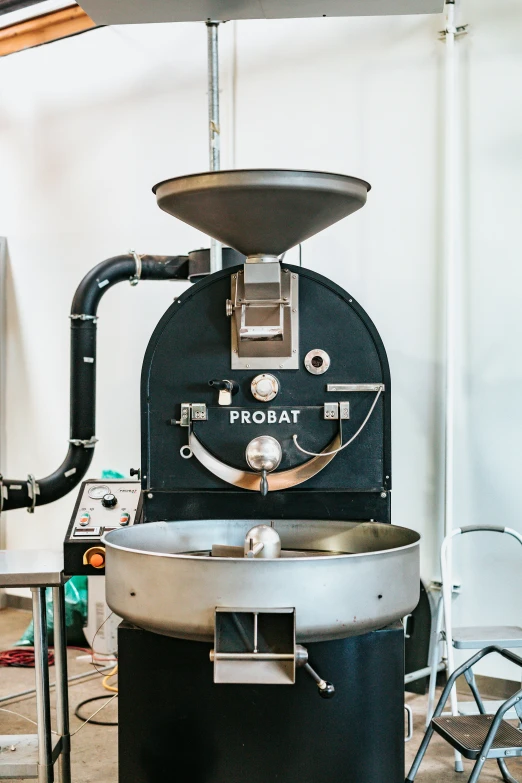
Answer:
[{"xmin": 0, "ymin": 4, "xmax": 96, "ymax": 56}]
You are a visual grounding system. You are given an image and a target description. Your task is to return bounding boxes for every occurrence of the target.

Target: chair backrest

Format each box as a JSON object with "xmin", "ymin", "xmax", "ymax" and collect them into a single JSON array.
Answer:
[{"xmin": 441, "ymin": 525, "xmax": 522, "ymax": 654}]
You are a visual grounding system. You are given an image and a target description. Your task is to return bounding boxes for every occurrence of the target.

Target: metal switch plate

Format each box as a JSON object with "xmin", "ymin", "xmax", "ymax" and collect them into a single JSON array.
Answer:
[
  {"xmin": 191, "ymin": 404, "xmax": 208, "ymax": 421},
  {"xmin": 324, "ymin": 403, "xmax": 339, "ymax": 420},
  {"xmin": 340, "ymin": 402, "xmax": 350, "ymax": 420}
]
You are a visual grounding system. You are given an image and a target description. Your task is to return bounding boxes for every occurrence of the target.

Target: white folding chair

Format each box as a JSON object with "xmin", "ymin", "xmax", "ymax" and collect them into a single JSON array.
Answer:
[{"xmin": 426, "ymin": 525, "xmax": 522, "ymax": 773}]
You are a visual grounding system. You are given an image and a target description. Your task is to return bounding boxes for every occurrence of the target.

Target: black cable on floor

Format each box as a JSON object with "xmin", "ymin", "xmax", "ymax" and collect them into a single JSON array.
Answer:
[{"xmin": 74, "ymin": 694, "xmax": 118, "ymax": 726}]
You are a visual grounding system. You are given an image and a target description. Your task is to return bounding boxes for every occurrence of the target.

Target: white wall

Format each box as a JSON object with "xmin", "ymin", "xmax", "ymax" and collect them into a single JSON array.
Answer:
[{"xmin": 0, "ymin": 1, "xmax": 521, "ymax": 676}]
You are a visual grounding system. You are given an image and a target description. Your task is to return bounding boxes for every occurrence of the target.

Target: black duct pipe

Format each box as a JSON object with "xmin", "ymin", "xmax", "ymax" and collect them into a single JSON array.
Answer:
[{"xmin": 0, "ymin": 253, "xmax": 190, "ymax": 512}]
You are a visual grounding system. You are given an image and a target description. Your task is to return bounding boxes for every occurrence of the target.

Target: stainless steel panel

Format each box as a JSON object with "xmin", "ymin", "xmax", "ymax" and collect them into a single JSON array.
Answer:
[
  {"xmin": 0, "ymin": 735, "xmax": 62, "ymax": 779},
  {"xmin": 103, "ymin": 519, "xmax": 420, "ymax": 642},
  {"xmin": 81, "ymin": 0, "xmax": 443, "ymax": 25},
  {"xmin": 0, "ymin": 550, "xmax": 63, "ymax": 588}
]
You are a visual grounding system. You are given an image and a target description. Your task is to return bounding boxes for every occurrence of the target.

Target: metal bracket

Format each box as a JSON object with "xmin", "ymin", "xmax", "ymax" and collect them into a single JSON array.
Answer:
[
  {"xmin": 26, "ymin": 474, "xmax": 39, "ymax": 514},
  {"xmin": 176, "ymin": 403, "xmax": 208, "ymax": 427},
  {"xmin": 429, "ymin": 580, "xmax": 461, "ymax": 595},
  {"xmin": 69, "ymin": 436, "xmax": 99, "ymax": 449},
  {"xmin": 439, "ymin": 23, "xmax": 468, "ymax": 39},
  {"xmin": 69, "ymin": 314, "xmax": 98, "ymax": 322},
  {"xmin": 129, "ymin": 249, "xmax": 142, "ymax": 286},
  {"xmin": 405, "ymin": 705, "xmax": 413, "ymax": 742},
  {"xmin": 323, "ymin": 402, "xmax": 350, "ymax": 420},
  {"xmin": 326, "ymin": 383, "xmax": 385, "ymax": 393}
]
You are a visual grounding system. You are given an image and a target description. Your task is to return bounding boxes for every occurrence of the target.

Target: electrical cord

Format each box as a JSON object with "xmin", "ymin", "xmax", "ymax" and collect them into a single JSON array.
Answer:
[
  {"xmin": 74, "ymin": 695, "xmax": 118, "ymax": 727},
  {"xmin": 293, "ymin": 387, "xmax": 383, "ymax": 457},
  {"xmin": 102, "ymin": 664, "xmax": 118, "ymax": 693},
  {"xmin": 88, "ymin": 611, "xmax": 118, "ymax": 674},
  {"xmin": 1, "ymin": 694, "xmax": 118, "ymax": 735},
  {"xmin": 0, "ymin": 648, "xmax": 54, "ymax": 667}
]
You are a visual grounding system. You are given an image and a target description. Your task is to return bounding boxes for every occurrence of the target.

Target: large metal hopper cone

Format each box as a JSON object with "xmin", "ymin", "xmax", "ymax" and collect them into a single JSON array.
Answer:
[{"xmin": 153, "ymin": 169, "xmax": 370, "ymax": 258}]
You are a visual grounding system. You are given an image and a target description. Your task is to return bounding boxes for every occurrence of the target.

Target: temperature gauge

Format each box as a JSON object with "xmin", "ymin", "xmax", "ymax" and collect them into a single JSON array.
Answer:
[{"xmin": 88, "ymin": 484, "xmax": 110, "ymax": 500}]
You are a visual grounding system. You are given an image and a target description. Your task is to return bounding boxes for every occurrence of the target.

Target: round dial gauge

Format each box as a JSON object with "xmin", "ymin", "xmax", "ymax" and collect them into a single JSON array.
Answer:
[{"xmin": 88, "ymin": 484, "xmax": 110, "ymax": 500}]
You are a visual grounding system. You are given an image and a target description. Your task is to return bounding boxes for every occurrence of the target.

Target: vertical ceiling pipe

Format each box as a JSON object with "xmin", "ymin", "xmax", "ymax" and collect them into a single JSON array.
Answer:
[
  {"xmin": 442, "ymin": 0, "xmax": 464, "ymax": 772},
  {"xmin": 207, "ymin": 20, "xmax": 222, "ymax": 273},
  {"xmin": 443, "ymin": 0, "xmax": 459, "ymax": 542}
]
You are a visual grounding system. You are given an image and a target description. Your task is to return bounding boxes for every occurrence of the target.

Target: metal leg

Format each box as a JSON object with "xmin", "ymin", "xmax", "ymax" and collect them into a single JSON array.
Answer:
[
  {"xmin": 53, "ymin": 585, "xmax": 71, "ymax": 783},
  {"xmin": 497, "ymin": 759, "xmax": 519, "ymax": 783},
  {"xmin": 426, "ymin": 594, "xmax": 444, "ymax": 726},
  {"xmin": 405, "ymin": 724, "xmax": 436, "ymax": 781},
  {"xmin": 32, "ymin": 587, "xmax": 54, "ymax": 783}
]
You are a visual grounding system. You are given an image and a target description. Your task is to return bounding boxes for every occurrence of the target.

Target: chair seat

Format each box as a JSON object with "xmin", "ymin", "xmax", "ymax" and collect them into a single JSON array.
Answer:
[
  {"xmin": 452, "ymin": 626, "xmax": 522, "ymax": 649},
  {"xmin": 432, "ymin": 714, "xmax": 522, "ymax": 760}
]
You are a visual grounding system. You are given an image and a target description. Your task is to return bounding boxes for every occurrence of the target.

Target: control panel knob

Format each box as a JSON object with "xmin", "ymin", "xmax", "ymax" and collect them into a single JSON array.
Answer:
[
  {"xmin": 245, "ymin": 436, "xmax": 282, "ymax": 474},
  {"xmin": 102, "ymin": 493, "xmax": 117, "ymax": 509},
  {"xmin": 251, "ymin": 373, "xmax": 279, "ymax": 402},
  {"xmin": 245, "ymin": 436, "xmax": 282, "ymax": 496},
  {"xmin": 119, "ymin": 512, "xmax": 131, "ymax": 526}
]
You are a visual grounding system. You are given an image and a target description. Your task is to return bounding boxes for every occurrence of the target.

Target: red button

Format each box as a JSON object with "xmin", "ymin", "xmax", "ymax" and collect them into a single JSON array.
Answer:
[{"xmin": 89, "ymin": 553, "xmax": 105, "ymax": 568}]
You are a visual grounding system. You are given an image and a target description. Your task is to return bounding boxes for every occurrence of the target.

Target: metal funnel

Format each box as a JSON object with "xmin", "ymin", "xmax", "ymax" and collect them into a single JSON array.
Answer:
[{"xmin": 153, "ymin": 169, "xmax": 370, "ymax": 258}]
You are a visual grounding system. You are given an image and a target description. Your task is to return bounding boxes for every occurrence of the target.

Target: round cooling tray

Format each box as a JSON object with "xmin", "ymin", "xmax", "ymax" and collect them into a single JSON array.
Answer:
[{"xmin": 103, "ymin": 519, "xmax": 419, "ymax": 643}]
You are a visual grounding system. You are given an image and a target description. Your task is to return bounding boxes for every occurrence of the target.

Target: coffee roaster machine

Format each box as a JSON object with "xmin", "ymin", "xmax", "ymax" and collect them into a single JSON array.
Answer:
[
  {"xmin": 63, "ymin": 169, "xmax": 419, "ymax": 782},
  {"xmin": 3, "ymin": 168, "xmax": 421, "ymax": 782}
]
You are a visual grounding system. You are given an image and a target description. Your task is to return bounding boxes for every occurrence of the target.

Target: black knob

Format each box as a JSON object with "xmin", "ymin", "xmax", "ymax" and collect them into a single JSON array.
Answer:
[
  {"xmin": 318, "ymin": 682, "xmax": 335, "ymax": 699},
  {"xmin": 208, "ymin": 379, "xmax": 239, "ymax": 395},
  {"xmin": 130, "ymin": 468, "xmax": 141, "ymax": 480},
  {"xmin": 102, "ymin": 493, "xmax": 117, "ymax": 508}
]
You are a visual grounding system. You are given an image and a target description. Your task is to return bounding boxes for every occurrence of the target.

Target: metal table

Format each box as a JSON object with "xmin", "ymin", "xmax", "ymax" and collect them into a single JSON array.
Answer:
[{"xmin": 0, "ymin": 550, "xmax": 71, "ymax": 783}]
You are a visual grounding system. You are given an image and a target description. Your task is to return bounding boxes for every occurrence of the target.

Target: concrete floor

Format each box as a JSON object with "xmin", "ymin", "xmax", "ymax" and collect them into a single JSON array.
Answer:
[{"xmin": 1, "ymin": 607, "xmax": 521, "ymax": 783}]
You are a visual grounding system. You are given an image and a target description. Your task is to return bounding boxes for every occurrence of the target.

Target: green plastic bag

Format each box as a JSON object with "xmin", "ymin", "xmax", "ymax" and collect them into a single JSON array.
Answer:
[{"xmin": 16, "ymin": 576, "xmax": 88, "ymax": 648}]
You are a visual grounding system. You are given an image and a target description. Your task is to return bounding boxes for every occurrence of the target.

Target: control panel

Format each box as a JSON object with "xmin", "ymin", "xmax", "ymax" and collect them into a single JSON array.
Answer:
[{"xmin": 64, "ymin": 479, "xmax": 142, "ymax": 576}]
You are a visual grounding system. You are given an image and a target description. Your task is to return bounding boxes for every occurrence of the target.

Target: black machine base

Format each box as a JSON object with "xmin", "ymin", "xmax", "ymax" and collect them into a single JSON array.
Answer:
[{"xmin": 118, "ymin": 621, "xmax": 405, "ymax": 783}]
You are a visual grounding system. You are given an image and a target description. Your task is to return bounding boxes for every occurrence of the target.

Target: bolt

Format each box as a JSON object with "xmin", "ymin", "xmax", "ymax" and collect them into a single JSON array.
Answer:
[
  {"xmin": 293, "ymin": 349, "xmax": 297, "ymax": 353},
  {"xmin": 246, "ymin": 364, "xmax": 250, "ymax": 368},
  {"xmin": 386, "ymin": 475, "xmax": 389, "ymax": 479},
  {"xmin": 349, "ymin": 299, "xmax": 353, "ymax": 303},
  {"xmin": 232, "ymin": 275, "xmax": 236, "ymax": 279},
  {"xmin": 292, "ymin": 308, "xmax": 297, "ymax": 313},
  {"xmin": 283, "ymin": 269, "xmax": 289, "ymax": 273},
  {"xmin": 279, "ymin": 364, "xmax": 284, "ymax": 368},
  {"xmin": 233, "ymin": 348, "xmax": 238, "ymax": 353},
  {"xmin": 283, "ymin": 297, "xmax": 289, "ymax": 302},
  {"xmin": 148, "ymin": 493, "xmax": 153, "ymax": 499},
  {"xmin": 292, "ymin": 274, "xmax": 297, "ymax": 279},
  {"xmin": 10, "ymin": 746, "xmax": 16, "ymax": 752},
  {"xmin": 380, "ymin": 492, "xmax": 387, "ymax": 498}
]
